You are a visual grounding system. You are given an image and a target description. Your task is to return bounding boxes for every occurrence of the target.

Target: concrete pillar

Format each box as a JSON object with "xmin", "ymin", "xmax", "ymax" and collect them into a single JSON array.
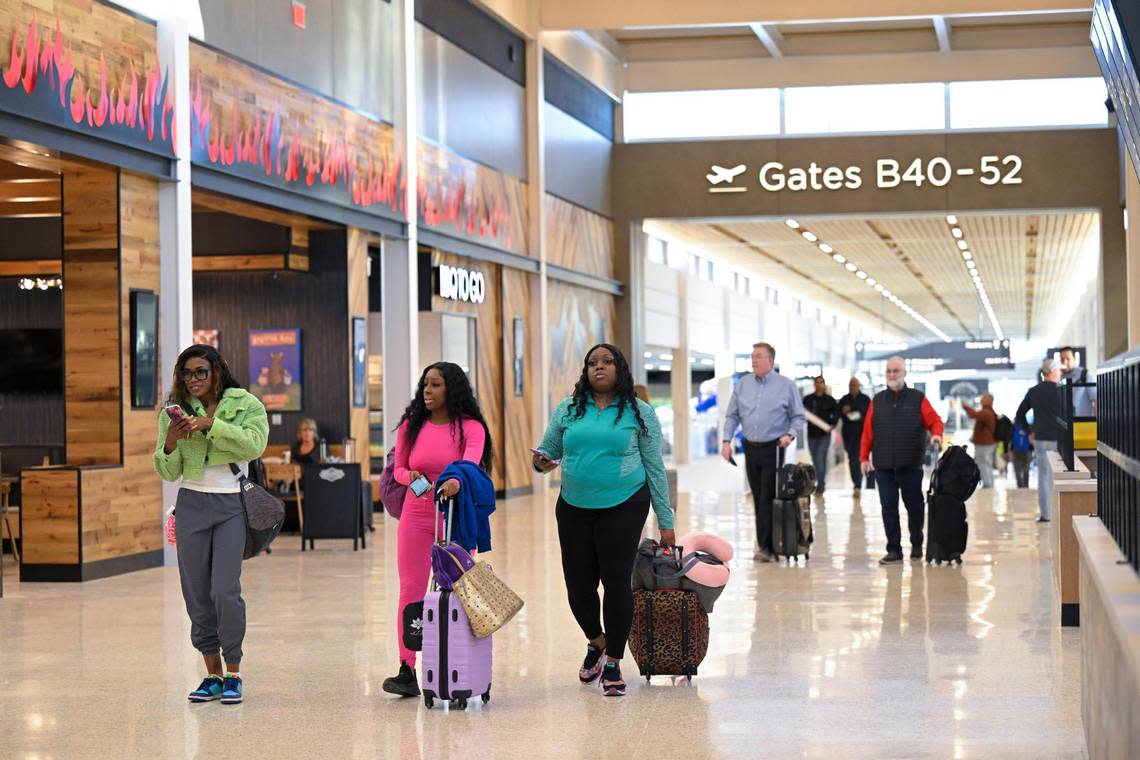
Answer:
[
  {"xmin": 156, "ymin": 17, "xmax": 193, "ymax": 566},
  {"xmin": 671, "ymin": 275, "xmax": 691, "ymax": 465},
  {"xmin": 1126, "ymin": 158, "xmax": 1140, "ymax": 351},
  {"xmin": 525, "ymin": 34, "xmax": 550, "ymax": 494},
  {"xmin": 617, "ymin": 220, "xmax": 648, "ymax": 384},
  {"xmin": 383, "ymin": 0, "xmax": 420, "ymax": 450}
]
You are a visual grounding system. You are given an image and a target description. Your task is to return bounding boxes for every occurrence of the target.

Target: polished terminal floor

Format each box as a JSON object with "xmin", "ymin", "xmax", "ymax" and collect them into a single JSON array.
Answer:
[{"xmin": 0, "ymin": 458, "xmax": 1083, "ymax": 759}]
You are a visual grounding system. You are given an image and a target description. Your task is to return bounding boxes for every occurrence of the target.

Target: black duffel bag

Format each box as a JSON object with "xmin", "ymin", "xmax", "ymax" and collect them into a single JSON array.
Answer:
[
  {"xmin": 930, "ymin": 446, "xmax": 981, "ymax": 502},
  {"xmin": 229, "ymin": 462, "xmax": 286, "ymax": 559}
]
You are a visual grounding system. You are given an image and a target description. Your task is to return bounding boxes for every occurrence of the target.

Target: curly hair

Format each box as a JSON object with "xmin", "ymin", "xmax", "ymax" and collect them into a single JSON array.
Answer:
[
  {"xmin": 565, "ymin": 343, "xmax": 648, "ymax": 436},
  {"xmin": 167, "ymin": 344, "xmax": 242, "ymax": 407},
  {"xmin": 397, "ymin": 361, "xmax": 494, "ymax": 472}
]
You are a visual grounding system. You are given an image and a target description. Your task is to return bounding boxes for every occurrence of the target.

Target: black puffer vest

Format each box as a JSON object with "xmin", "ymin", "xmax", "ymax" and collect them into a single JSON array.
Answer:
[{"xmin": 871, "ymin": 387, "xmax": 926, "ymax": 470}]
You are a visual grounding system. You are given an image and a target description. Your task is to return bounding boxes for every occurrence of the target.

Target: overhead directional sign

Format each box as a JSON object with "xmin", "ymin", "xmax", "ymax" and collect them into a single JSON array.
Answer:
[{"xmin": 855, "ymin": 339, "xmax": 1012, "ymax": 372}]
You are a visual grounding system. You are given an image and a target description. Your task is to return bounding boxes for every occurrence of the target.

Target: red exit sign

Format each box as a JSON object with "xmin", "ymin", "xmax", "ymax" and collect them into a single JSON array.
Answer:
[{"xmin": 292, "ymin": 1, "xmax": 306, "ymax": 29}]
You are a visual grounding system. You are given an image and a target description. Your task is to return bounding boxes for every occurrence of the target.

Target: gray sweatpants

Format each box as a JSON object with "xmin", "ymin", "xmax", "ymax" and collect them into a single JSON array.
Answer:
[{"xmin": 175, "ymin": 489, "xmax": 247, "ymax": 663}]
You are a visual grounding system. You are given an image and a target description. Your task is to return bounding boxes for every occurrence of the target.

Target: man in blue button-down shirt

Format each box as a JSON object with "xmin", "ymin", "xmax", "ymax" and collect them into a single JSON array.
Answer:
[{"xmin": 721, "ymin": 342, "xmax": 806, "ymax": 562}]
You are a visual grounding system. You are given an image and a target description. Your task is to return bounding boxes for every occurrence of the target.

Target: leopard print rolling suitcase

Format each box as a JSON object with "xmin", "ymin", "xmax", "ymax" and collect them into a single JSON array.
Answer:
[{"xmin": 628, "ymin": 589, "xmax": 710, "ymax": 682}]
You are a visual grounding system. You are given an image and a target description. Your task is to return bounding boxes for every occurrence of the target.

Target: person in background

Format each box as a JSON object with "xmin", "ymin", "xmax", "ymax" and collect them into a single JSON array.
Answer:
[
  {"xmin": 802, "ymin": 375, "xmax": 839, "ymax": 498},
  {"xmin": 383, "ymin": 362, "xmax": 492, "ymax": 698},
  {"xmin": 860, "ymin": 356, "xmax": 944, "ymax": 565},
  {"xmin": 837, "ymin": 377, "xmax": 874, "ymax": 495},
  {"xmin": 289, "ymin": 418, "xmax": 320, "ymax": 464},
  {"xmin": 154, "ymin": 345, "xmax": 269, "ymax": 705},
  {"xmin": 721, "ymin": 342, "xmax": 806, "ymax": 562},
  {"xmin": 1058, "ymin": 346, "xmax": 1097, "ymax": 417},
  {"xmin": 534, "ymin": 343, "xmax": 673, "ymax": 698},
  {"xmin": 962, "ymin": 394, "xmax": 997, "ymax": 488},
  {"xmin": 1015, "ymin": 358, "xmax": 1063, "ymax": 522},
  {"xmin": 1010, "ymin": 421, "xmax": 1033, "ymax": 489}
]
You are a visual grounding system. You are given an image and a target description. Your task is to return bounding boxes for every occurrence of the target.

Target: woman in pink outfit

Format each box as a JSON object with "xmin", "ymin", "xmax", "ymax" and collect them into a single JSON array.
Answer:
[{"xmin": 382, "ymin": 361, "xmax": 492, "ymax": 698}]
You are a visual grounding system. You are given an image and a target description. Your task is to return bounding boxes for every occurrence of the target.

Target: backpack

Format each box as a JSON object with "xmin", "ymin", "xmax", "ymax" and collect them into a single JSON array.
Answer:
[
  {"xmin": 993, "ymin": 415, "xmax": 1013, "ymax": 445},
  {"xmin": 778, "ymin": 462, "xmax": 816, "ymax": 499},
  {"xmin": 930, "ymin": 446, "xmax": 981, "ymax": 502}
]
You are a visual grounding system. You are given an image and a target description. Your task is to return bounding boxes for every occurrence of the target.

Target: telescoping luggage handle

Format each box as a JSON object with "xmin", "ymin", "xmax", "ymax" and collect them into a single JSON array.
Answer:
[{"xmin": 430, "ymin": 494, "xmax": 455, "ymax": 592}]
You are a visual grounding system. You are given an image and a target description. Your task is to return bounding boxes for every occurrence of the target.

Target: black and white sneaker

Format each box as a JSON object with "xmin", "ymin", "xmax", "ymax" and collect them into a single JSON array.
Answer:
[
  {"xmin": 579, "ymin": 644, "xmax": 606, "ymax": 684},
  {"xmin": 600, "ymin": 661, "xmax": 626, "ymax": 697}
]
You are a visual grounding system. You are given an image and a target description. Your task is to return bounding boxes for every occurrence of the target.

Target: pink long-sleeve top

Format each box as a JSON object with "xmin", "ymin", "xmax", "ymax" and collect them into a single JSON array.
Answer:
[{"xmin": 394, "ymin": 418, "xmax": 486, "ymax": 497}]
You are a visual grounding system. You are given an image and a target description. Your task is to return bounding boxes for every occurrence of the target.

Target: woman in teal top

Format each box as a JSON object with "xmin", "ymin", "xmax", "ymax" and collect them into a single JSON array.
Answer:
[{"xmin": 534, "ymin": 343, "xmax": 673, "ymax": 697}]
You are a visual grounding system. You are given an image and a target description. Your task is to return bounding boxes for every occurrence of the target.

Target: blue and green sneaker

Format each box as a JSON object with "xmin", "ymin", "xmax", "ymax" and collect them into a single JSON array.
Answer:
[
  {"xmin": 220, "ymin": 675, "xmax": 243, "ymax": 704},
  {"xmin": 188, "ymin": 675, "xmax": 224, "ymax": 702}
]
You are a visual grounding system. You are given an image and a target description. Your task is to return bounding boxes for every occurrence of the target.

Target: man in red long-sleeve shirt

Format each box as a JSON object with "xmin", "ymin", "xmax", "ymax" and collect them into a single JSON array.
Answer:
[{"xmin": 860, "ymin": 356, "xmax": 944, "ymax": 565}]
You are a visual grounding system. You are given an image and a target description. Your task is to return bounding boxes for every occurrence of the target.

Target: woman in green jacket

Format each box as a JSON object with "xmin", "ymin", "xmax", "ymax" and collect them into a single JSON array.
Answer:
[
  {"xmin": 533, "ymin": 343, "xmax": 674, "ymax": 697},
  {"xmin": 154, "ymin": 345, "xmax": 268, "ymax": 705}
]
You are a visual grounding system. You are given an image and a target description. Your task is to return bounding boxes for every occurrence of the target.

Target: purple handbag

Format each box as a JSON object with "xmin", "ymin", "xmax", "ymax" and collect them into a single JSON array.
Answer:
[
  {"xmin": 430, "ymin": 497, "xmax": 475, "ymax": 590},
  {"xmin": 380, "ymin": 447, "xmax": 405, "ymax": 519}
]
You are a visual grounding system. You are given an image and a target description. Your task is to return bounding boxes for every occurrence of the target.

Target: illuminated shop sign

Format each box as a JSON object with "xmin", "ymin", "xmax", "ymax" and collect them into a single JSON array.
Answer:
[
  {"xmin": 437, "ymin": 264, "xmax": 486, "ymax": 304},
  {"xmin": 855, "ymin": 339, "xmax": 1012, "ymax": 371},
  {"xmin": 706, "ymin": 156, "xmax": 1023, "ymax": 194}
]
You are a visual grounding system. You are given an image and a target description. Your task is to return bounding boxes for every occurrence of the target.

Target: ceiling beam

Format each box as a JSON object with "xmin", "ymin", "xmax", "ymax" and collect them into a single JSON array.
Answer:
[
  {"xmin": 933, "ymin": 15, "xmax": 952, "ymax": 52},
  {"xmin": 749, "ymin": 24, "xmax": 784, "ymax": 59},
  {"xmin": 625, "ymin": 45, "xmax": 1097, "ymax": 91},
  {"xmin": 541, "ymin": 0, "xmax": 1087, "ymax": 31}
]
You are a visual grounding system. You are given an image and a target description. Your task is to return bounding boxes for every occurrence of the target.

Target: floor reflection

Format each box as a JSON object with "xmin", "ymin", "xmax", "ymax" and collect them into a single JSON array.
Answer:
[{"xmin": 0, "ymin": 457, "xmax": 1084, "ymax": 759}]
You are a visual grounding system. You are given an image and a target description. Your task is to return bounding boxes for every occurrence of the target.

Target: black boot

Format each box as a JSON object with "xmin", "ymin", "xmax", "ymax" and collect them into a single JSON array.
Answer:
[{"xmin": 382, "ymin": 663, "xmax": 421, "ymax": 697}]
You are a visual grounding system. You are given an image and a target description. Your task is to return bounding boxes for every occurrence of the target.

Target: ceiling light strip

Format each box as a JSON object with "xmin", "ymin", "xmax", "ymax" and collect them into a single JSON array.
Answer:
[
  {"xmin": 787, "ymin": 219, "xmax": 952, "ymax": 343},
  {"xmin": 946, "ymin": 215, "xmax": 1004, "ymax": 340}
]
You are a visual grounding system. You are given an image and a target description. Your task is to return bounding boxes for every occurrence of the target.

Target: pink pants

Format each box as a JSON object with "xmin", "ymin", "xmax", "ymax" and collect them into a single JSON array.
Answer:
[{"xmin": 396, "ymin": 495, "xmax": 444, "ymax": 667}]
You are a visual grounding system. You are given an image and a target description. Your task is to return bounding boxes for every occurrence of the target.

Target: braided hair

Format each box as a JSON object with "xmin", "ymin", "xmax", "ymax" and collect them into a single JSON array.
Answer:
[
  {"xmin": 565, "ymin": 343, "xmax": 648, "ymax": 435},
  {"xmin": 397, "ymin": 361, "xmax": 494, "ymax": 472}
]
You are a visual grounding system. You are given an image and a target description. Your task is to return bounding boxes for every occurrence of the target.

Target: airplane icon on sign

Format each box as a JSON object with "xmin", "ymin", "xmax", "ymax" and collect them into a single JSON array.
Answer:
[{"xmin": 706, "ymin": 164, "xmax": 748, "ymax": 192}]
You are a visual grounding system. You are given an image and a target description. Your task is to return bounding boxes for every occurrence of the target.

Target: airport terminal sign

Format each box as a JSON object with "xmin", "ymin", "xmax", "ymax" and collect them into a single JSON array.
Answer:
[
  {"xmin": 855, "ymin": 339, "xmax": 1012, "ymax": 372},
  {"xmin": 706, "ymin": 155, "xmax": 1023, "ymax": 194}
]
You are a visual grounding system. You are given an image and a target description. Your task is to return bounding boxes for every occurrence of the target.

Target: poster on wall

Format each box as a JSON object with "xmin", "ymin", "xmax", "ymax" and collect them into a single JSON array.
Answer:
[
  {"xmin": 352, "ymin": 317, "xmax": 367, "ymax": 408},
  {"xmin": 192, "ymin": 329, "xmax": 220, "ymax": 350},
  {"xmin": 249, "ymin": 329, "xmax": 302, "ymax": 411}
]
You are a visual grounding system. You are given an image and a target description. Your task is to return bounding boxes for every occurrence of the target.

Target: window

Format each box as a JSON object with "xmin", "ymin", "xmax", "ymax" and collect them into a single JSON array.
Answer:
[
  {"xmin": 949, "ymin": 77, "xmax": 1108, "ymax": 129},
  {"xmin": 687, "ymin": 253, "xmax": 700, "ymax": 278},
  {"xmin": 734, "ymin": 273, "xmax": 751, "ymax": 296},
  {"xmin": 703, "ymin": 260, "xmax": 714, "ymax": 282},
  {"xmin": 623, "ymin": 88, "xmax": 782, "ymax": 141},
  {"xmin": 647, "ymin": 236, "xmax": 667, "ymax": 265},
  {"xmin": 785, "ymin": 82, "xmax": 945, "ymax": 135}
]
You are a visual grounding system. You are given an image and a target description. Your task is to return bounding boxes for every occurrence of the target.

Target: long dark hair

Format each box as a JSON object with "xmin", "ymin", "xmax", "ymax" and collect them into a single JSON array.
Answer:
[
  {"xmin": 167, "ymin": 345, "xmax": 242, "ymax": 407},
  {"xmin": 566, "ymin": 343, "xmax": 648, "ymax": 435},
  {"xmin": 397, "ymin": 361, "xmax": 493, "ymax": 472}
]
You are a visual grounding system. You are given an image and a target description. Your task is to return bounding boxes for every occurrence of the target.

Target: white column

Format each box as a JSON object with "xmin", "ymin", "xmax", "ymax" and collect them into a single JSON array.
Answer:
[
  {"xmin": 382, "ymin": 0, "xmax": 420, "ymax": 450},
  {"xmin": 671, "ymin": 275, "xmax": 691, "ymax": 465},
  {"xmin": 526, "ymin": 34, "xmax": 549, "ymax": 494},
  {"xmin": 156, "ymin": 16, "xmax": 193, "ymax": 566}
]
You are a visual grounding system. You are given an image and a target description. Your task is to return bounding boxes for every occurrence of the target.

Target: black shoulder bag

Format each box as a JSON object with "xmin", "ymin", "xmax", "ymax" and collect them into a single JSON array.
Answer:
[{"xmin": 229, "ymin": 462, "xmax": 286, "ymax": 559}]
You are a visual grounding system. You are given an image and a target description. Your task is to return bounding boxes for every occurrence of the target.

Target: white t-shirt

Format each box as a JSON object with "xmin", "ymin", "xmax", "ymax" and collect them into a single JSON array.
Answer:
[{"xmin": 181, "ymin": 461, "xmax": 248, "ymax": 494}]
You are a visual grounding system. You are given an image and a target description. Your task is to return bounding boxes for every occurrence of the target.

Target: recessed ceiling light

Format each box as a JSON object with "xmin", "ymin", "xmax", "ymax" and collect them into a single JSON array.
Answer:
[
  {"xmin": 833, "ymin": 253, "xmax": 846, "ymax": 264},
  {"xmin": 946, "ymin": 214, "xmax": 958, "ymax": 225},
  {"xmin": 966, "ymin": 261, "xmax": 976, "ymax": 270},
  {"xmin": 866, "ymin": 277, "xmax": 876, "ymax": 286},
  {"xmin": 659, "ymin": 353, "xmax": 674, "ymax": 361},
  {"xmin": 819, "ymin": 243, "xmax": 833, "ymax": 254},
  {"xmin": 802, "ymin": 231, "xmax": 818, "ymax": 243},
  {"xmin": 962, "ymin": 251, "xmax": 973, "ymax": 260},
  {"xmin": 856, "ymin": 270, "xmax": 867, "ymax": 279},
  {"xmin": 785, "ymin": 219, "xmax": 800, "ymax": 229},
  {"xmin": 643, "ymin": 352, "xmax": 652, "ymax": 358},
  {"xmin": 952, "ymin": 228, "xmax": 963, "ymax": 239},
  {"xmin": 644, "ymin": 363, "xmax": 654, "ymax": 370},
  {"xmin": 874, "ymin": 284, "xmax": 885, "ymax": 292},
  {"xmin": 957, "ymin": 240, "xmax": 969, "ymax": 250},
  {"xmin": 845, "ymin": 262, "xmax": 857, "ymax": 272}
]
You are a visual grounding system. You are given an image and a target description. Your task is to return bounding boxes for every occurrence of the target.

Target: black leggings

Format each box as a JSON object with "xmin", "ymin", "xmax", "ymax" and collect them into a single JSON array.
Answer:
[{"xmin": 555, "ymin": 484, "xmax": 651, "ymax": 660}]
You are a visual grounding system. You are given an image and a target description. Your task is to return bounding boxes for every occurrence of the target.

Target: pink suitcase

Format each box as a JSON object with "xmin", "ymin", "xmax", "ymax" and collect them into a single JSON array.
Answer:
[{"xmin": 420, "ymin": 497, "xmax": 492, "ymax": 710}]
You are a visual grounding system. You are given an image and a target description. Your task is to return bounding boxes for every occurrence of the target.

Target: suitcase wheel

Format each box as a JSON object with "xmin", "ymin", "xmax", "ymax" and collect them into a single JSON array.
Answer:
[
  {"xmin": 686, "ymin": 675, "xmax": 693, "ymax": 684},
  {"xmin": 481, "ymin": 690, "xmax": 491, "ymax": 704},
  {"xmin": 424, "ymin": 695, "xmax": 434, "ymax": 709},
  {"xmin": 453, "ymin": 697, "xmax": 468, "ymax": 710}
]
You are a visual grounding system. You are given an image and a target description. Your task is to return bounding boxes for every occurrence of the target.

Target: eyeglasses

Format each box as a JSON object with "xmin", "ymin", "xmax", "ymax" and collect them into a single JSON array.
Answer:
[{"xmin": 180, "ymin": 368, "xmax": 211, "ymax": 382}]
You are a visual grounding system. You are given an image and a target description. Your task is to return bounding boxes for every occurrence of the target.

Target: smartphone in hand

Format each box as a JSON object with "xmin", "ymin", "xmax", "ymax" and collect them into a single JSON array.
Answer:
[
  {"xmin": 164, "ymin": 404, "xmax": 186, "ymax": 422},
  {"xmin": 530, "ymin": 447, "xmax": 560, "ymax": 464},
  {"xmin": 410, "ymin": 475, "xmax": 432, "ymax": 497}
]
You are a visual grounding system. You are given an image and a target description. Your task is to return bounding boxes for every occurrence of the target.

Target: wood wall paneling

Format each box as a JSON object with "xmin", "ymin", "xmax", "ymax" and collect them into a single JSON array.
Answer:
[
  {"xmin": 429, "ymin": 250, "xmax": 505, "ymax": 490},
  {"xmin": 547, "ymin": 280, "xmax": 617, "ymax": 411},
  {"xmin": 19, "ymin": 467, "xmax": 79, "ymax": 565},
  {"xmin": 81, "ymin": 172, "xmax": 163, "ymax": 563},
  {"xmin": 544, "ymin": 194, "xmax": 614, "ymax": 279},
  {"xmin": 501, "ymin": 267, "xmax": 534, "ymax": 493},
  {"xmin": 348, "ymin": 227, "xmax": 370, "ymax": 479},
  {"xmin": 62, "ymin": 164, "xmax": 121, "ymax": 466}
]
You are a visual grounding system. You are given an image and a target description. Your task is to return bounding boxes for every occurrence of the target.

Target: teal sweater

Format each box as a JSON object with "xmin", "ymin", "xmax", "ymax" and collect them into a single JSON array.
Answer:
[
  {"xmin": 537, "ymin": 395, "xmax": 673, "ymax": 529},
  {"xmin": 153, "ymin": 388, "xmax": 269, "ymax": 481}
]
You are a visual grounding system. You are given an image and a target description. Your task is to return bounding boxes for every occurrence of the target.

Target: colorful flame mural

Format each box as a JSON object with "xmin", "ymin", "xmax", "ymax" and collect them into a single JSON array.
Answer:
[{"xmin": 1, "ymin": 12, "xmax": 175, "ymax": 156}]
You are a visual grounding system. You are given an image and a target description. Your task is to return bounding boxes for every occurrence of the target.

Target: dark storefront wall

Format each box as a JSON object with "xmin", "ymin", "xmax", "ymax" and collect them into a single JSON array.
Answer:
[{"xmin": 193, "ymin": 228, "xmax": 351, "ymax": 446}]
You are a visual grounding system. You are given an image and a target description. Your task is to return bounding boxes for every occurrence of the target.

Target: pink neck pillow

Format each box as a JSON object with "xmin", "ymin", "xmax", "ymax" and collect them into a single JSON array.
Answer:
[{"xmin": 678, "ymin": 531, "xmax": 733, "ymax": 588}]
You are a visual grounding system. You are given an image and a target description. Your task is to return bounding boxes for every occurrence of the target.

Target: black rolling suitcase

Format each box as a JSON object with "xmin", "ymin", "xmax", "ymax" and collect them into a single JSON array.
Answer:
[
  {"xmin": 771, "ymin": 448, "xmax": 814, "ymax": 563},
  {"xmin": 924, "ymin": 446, "xmax": 978, "ymax": 565}
]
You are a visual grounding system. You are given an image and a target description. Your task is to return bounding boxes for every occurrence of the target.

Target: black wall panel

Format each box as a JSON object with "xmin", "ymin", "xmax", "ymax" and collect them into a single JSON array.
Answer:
[
  {"xmin": 543, "ymin": 54, "xmax": 614, "ymax": 141},
  {"xmin": 193, "ymin": 229, "xmax": 349, "ymax": 445},
  {"xmin": 0, "ymin": 281, "xmax": 64, "ymax": 446}
]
